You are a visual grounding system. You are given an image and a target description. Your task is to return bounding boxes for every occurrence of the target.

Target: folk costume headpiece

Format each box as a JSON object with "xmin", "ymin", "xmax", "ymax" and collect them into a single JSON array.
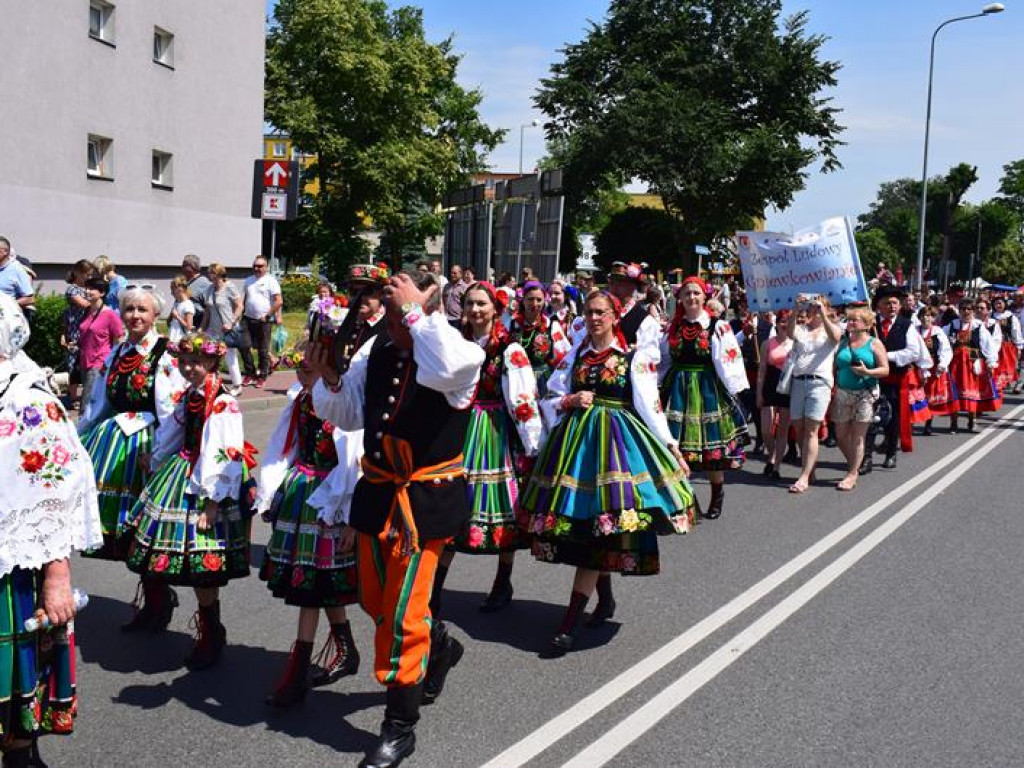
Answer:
[
  {"xmin": 608, "ymin": 261, "xmax": 648, "ymax": 286},
  {"xmin": 170, "ymin": 332, "xmax": 227, "ymax": 360},
  {"xmin": 346, "ymin": 262, "xmax": 391, "ymax": 289}
]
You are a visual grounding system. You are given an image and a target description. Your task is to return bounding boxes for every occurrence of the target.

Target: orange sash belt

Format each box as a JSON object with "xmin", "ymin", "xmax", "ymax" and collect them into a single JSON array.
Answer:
[{"xmin": 360, "ymin": 435, "xmax": 465, "ymax": 557}]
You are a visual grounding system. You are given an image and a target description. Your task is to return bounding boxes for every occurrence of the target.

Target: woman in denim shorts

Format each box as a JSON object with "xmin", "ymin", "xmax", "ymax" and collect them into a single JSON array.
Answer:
[
  {"xmin": 786, "ymin": 295, "xmax": 841, "ymax": 493},
  {"xmin": 832, "ymin": 306, "xmax": 889, "ymax": 491}
]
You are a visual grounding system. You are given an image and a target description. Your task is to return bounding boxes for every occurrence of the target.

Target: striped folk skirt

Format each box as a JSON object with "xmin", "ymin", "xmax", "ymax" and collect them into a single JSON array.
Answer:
[
  {"xmin": 259, "ymin": 463, "xmax": 358, "ymax": 608},
  {"xmin": 661, "ymin": 364, "xmax": 748, "ymax": 471},
  {"xmin": 454, "ymin": 401, "xmax": 527, "ymax": 554},
  {"xmin": 520, "ymin": 399, "xmax": 696, "ymax": 576},
  {"xmin": 123, "ymin": 453, "xmax": 250, "ymax": 587},
  {"xmin": 0, "ymin": 568, "xmax": 76, "ymax": 743},
  {"xmin": 79, "ymin": 417, "xmax": 154, "ymax": 561}
]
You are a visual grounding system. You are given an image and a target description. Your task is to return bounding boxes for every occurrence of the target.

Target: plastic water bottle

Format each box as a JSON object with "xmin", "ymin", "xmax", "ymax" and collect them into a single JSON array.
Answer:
[{"xmin": 23, "ymin": 589, "xmax": 89, "ymax": 631}]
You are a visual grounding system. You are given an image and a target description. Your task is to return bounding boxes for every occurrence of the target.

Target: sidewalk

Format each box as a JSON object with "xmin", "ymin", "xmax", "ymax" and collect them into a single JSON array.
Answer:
[{"xmin": 235, "ymin": 369, "xmax": 294, "ymax": 412}]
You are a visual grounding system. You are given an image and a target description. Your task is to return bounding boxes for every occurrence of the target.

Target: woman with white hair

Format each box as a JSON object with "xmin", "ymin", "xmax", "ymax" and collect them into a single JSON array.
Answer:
[
  {"xmin": 0, "ymin": 293, "xmax": 101, "ymax": 768},
  {"xmin": 77, "ymin": 283, "xmax": 186, "ymax": 630}
]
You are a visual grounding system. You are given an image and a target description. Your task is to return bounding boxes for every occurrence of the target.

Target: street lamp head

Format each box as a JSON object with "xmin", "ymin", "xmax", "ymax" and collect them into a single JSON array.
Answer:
[
  {"xmin": 982, "ymin": 3, "xmax": 1004, "ymax": 14},
  {"xmin": 531, "ymin": 118, "xmax": 541, "ymax": 127}
]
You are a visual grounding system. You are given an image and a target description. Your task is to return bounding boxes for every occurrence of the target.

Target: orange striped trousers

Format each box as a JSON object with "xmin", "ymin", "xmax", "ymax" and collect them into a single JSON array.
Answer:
[{"xmin": 357, "ymin": 533, "xmax": 444, "ymax": 687}]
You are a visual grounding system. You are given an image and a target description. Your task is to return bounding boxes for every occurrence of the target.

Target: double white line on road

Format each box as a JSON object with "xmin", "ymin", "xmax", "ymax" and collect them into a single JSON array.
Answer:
[{"xmin": 481, "ymin": 403, "xmax": 1024, "ymax": 768}]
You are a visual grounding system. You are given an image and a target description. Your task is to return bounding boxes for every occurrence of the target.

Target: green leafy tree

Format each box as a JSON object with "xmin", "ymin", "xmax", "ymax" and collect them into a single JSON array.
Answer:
[
  {"xmin": 981, "ymin": 240, "xmax": 1024, "ymax": 286},
  {"xmin": 997, "ymin": 159, "xmax": 1024, "ymax": 218},
  {"xmin": 535, "ymin": 0, "xmax": 845, "ymax": 272},
  {"xmin": 854, "ymin": 229, "xmax": 900, "ymax": 278},
  {"xmin": 265, "ymin": 0, "xmax": 505, "ymax": 280},
  {"xmin": 594, "ymin": 206, "xmax": 684, "ymax": 273}
]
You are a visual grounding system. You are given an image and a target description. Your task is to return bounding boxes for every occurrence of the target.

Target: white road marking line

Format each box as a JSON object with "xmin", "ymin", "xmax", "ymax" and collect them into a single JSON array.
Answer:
[
  {"xmin": 480, "ymin": 403, "xmax": 1024, "ymax": 768},
  {"xmin": 563, "ymin": 407, "xmax": 1024, "ymax": 767}
]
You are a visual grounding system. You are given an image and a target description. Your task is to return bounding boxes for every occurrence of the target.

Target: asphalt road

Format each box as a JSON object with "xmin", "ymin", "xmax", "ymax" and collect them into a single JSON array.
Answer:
[{"xmin": 48, "ymin": 395, "xmax": 1024, "ymax": 768}]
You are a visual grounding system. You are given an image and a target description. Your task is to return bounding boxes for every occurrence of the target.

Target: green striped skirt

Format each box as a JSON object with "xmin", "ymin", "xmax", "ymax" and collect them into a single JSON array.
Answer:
[
  {"xmin": 124, "ymin": 453, "xmax": 250, "ymax": 587},
  {"xmin": 454, "ymin": 401, "xmax": 527, "ymax": 554},
  {"xmin": 80, "ymin": 417, "xmax": 154, "ymax": 560},
  {"xmin": 661, "ymin": 363, "xmax": 748, "ymax": 471},
  {"xmin": 0, "ymin": 568, "xmax": 77, "ymax": 743},
  {"xmin": 520, "ymin": 399, "xmax": 696, "ymax": 576},
  {"xmin": 259, "ymin": 463, "xmax": 358, "ymax": 608}
]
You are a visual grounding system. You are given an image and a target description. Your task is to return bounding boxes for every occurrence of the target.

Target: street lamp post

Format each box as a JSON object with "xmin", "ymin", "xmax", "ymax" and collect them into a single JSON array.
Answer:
[
  {"xmin": 914, "ymin": 3, "xmax": 1004, "ymax": 293},
  {"xmin": 519, "ymin": 119, "xmax": 540, "ymax": 176}
]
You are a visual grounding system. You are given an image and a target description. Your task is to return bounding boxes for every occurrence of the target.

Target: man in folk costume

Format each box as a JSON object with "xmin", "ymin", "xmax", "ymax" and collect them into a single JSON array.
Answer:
[
  {"xmin": 310, "ymin": 271, "xmax": 484, "ymax": 768},
  {"xmin": 866, "ymin": 285, "xmax": 932, "ymax": 472},
  {"xmin": 570, "ymin": 261, "xmax": 660, "ymax": 347},
  {"xmin": 333, "ymin": 263, "xmax": 389, "ymax": 373}
]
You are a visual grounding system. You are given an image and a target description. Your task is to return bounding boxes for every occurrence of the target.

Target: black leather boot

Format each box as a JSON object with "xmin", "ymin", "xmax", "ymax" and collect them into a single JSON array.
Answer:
[
  {"xmin": 422, "ymin": 621, "xmax": 464, "ymax": 704},
  {"xmin": 360, "ymin": 684, "xmax": 421, "ymax": 768},
  {"xmin": 2, "ymin": 741, "xmax": 48, "ymax": 768},
  {"xmin": 704, "ymin": 483, "xmax": 725, "ymax": 519},
  {"xmin": 184, "ymin": 601, "xmax": 226, "ymax": 671},
  {"xmin": 479, "ymin": 559, "xmax": 514, "ymax": 613},
  {"xmin": 122, "ymin": 578, "xmax": 178, "ymax": 633},
  {"xmin": 550, "ymin": 591, "xmax": 589, "ymax": 654},
  {"xmin": 586, "ymin": 574, "xmax": 616, "ymax": 627},
  {"xmin": 310, "ymin": 621, "xmax": 360, "ymax": 687}
]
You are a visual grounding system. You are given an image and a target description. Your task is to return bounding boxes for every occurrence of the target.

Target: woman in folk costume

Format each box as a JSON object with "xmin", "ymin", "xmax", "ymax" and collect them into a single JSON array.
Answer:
[
  {"xmin": 77, "ymin": 284, "xmax": 186, "ymax": 632},
  {"xmin": 916, "ymin": 306, "xmax": 954, "ymax": 436},
  {"xmin": 990, "ymin": 296, "xmax": 1022, "ymax": 392},
  {"xmin": 521, "ymin": 290, "xmax": 697, "ymax": 655},
  {"xmin": 256, "ymin": 344, "xmax": 362, "ymax": 707},
  {"xmin": 122, "ymin": 333, "xmax": 254, "ymax": 670},
  {"xmin": 430, "ymin": 282, "xmax": 543, "ymax": 617},
  {"xmin": 931, "ymin": 299, "xmax": 1001, "ymax": 432},
  {"xmin": 545, "ymin": 279, "xmax": 576, "ymax": 329},
  {"xmin": 658, "ymin": 276, "xmax": 748, "ymax": 517},
  {"xmin": 0, "ymin": 295, "xmax": 102, "ymax": 768},
  {"xmin": 506, "ymin": 280, "xmax": 572, "ymax": 395}
]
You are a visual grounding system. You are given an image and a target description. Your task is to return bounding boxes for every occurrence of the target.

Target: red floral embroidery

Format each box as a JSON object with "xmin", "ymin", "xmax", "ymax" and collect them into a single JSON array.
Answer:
[
  {"xmin": 213, "ymin": 401, "xmax": 228, "ymax": 414},
  {"xmin": 225, "ymin": 447, "xmax": 242, "ymax": 461},
  {"xmin": 509, "ymin": 349, "xmax": 530, "ymax": 368},
  {"xmin": 152, "ymin": 553, "xmax": 170, "ymax": 572},
  {"xmin": 130, "ymin": 373, "xmax": 147, "ymax": 391},
  {"xmin": 725, "ymin": 347, "xmax": 738, "ymax": 361},
  {"xmin": 21, "ymin": 451, "xmax": 46, "ymax": 473},
  {"xmin": 46, "ymin": 402, "xmax": 63, "ymax": 422},
  {"xmin": 202, "ymin": 552, "xmax": 223, "ymax": 571},
  {"xmin": 515, "ymin": 401, "xmax": 536, "ymax": 422}
]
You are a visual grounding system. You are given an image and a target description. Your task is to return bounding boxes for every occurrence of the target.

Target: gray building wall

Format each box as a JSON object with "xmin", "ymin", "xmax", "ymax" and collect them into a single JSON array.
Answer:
[{"xmin": 0, "ymin": 1, "xmax": 264, "ymax": 282}]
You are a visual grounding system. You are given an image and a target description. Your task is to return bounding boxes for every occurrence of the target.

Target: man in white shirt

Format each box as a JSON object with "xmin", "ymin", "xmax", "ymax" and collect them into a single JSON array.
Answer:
[{"xmin": 240, "ymin": 255, "xmax": 282, "ymax": 388}]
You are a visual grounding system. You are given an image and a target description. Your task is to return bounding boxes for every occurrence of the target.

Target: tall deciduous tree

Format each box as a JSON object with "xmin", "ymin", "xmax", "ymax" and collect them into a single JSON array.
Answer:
[
  {"xmin": 535, "ymin": 0, "xmax": 844, "ymax": 271},
  {"xmin": 266, "ymin": 0, "xmax": 504, "ymax": 277}
]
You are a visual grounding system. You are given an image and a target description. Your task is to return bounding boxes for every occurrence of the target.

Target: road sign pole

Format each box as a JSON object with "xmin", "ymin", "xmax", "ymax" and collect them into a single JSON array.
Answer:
[{"xmin": 270, "ymin": 220, "xmax": 278, "ymax": 272}]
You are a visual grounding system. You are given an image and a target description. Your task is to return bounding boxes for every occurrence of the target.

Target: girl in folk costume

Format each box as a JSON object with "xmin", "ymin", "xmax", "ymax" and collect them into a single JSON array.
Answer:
[
  {"xmin": 917, "ymin": 306, "xmax": 953, "ymax": 436},
  {"xmin": 506, "ymin": 280, "xmax": 572, "ymax": 396},
  {"xmin": 431, "ymin": 283, "xmax": 544, "ymax": 617},
  {"xmin": 990, "ymin": 296, "xmax": 1022, "ymax": 391},
  {"xmin": 546, "ymin": 279, "xmax": 576, "ymax": 329},
  {"xmin": 256, "ymin": 345, "xmax": 362, "ymax": 707},
  {"xmin": 122, "ymin": 333, "xmax": 254, "ymax": 670},
  {"xmin": 0, "ymin": 295, "xmax": 102, "ymax": 768},
  {"xmin": 659, "ymin": 276, "xmax": 749, "ymax": 517},
  {"xmin": 77, "ymin": 285, "xmax": 186, "ymax": 632},
  {"xmin": 932, "ymin": 300, "xmax": 1001, "ymax": 432},
  {"xmin": 521, "ymin": 290, "xmax": 697, "ymax": 655}
]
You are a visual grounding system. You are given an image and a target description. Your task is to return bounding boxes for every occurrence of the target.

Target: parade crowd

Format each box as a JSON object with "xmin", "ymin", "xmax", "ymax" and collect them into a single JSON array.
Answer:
[{"xmin": 1, "ymin": 252, "xmax": 1020, "ymax": 768}]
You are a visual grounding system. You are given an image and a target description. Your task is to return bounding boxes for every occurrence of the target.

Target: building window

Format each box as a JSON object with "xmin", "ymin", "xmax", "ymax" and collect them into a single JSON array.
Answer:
[
  {"xmin": 89, "ymin": 1, "xmax": 115, "ymax": 45},
  {"xmin": 152, "ymin": 150, "xmax": 173, "ymax": 189},
  {"xmin": 87, "ymin": 135, "xmax": 113, "ymax": 180},
  {"xmin": 272, "ymin": 141, "xmax": 287, "ymax": 158},
  {"xmin": 153, "ymin": 27, "xmax": 174, "ymax": 67}
]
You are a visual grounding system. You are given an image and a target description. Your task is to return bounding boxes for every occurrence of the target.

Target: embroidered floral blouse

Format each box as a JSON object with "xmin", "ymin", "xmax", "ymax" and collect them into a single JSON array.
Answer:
[
  {"xmin": 472, "ymin": 322, "xmax": 543, "ymax": 457},
  {"xmin": 507, "ymin": 314, "xmax": 572, "ymax": 379},
  {"xmin": 256, "ymin": 382, "xmax": 361, "ymax": 526},
  {"xmin": 0, "ymin": 360, "xmax": 102, "ymax": 577},
  {"xmin": 659, "ymin": 311, "xmax": 748, "ymax": 395},
  {"xmin": 149, "ymin": 383, "xmax": 246, "ymax": 503},
  {"xmin": 540, "ymin": 323, "xmax": 675, "ymax": 447},
  {"xmin": 77, "ymin": 328, "xmax": 186, "ymax": 436}
]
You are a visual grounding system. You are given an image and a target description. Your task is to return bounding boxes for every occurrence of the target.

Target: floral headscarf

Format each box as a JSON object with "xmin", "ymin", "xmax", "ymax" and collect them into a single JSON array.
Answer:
[{"xmin": 669, "ymin": 275, "xmax": 709, "ymax": 335}]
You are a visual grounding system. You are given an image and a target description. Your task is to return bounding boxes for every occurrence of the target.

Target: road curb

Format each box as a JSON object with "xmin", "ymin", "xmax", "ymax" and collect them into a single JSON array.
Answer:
[{"xmin": 239, "ymin": 393, "xmax": 290, "ymax": 412}]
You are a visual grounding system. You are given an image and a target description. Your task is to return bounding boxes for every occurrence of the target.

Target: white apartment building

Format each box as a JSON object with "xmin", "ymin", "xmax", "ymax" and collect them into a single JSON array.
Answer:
[{"xmin": 0, "ymin": 1, "xmax": 265, "ymax": 290}]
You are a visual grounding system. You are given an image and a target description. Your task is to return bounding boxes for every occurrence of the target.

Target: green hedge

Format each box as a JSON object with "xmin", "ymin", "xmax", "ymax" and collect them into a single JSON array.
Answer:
[
  {"xmin": 24, "ymin": 294, "xmax": 66, "ymax": 369},
  {"xmin": 279, "ymin": 274, "xmax": 321, "ymax": 313}
]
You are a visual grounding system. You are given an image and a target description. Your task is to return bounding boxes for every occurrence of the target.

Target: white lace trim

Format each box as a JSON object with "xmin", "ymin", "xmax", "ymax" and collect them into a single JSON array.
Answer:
[{"xmin": 0, "ymin": 491, "xmax": 102, "ymax": 577}]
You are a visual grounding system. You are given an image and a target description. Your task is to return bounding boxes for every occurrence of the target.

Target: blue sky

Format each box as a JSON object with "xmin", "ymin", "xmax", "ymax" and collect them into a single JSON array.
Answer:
[{"xmin": 265, "ymin": 1, "xmax": 1023, "ymax": 232}]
